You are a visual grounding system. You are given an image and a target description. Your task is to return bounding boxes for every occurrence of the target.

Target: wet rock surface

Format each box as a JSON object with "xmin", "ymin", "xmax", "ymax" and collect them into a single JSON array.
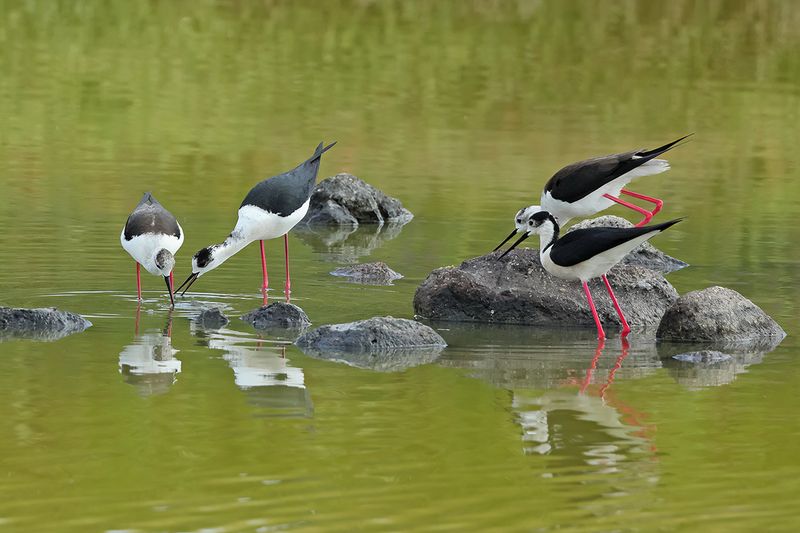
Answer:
[
  {"xmin": 241, "ymin": 302, "xmax": 311, "ymax": 330},
  {"xmin": 569, "ymin": 215, "xmax": 688, "ymax": 274},
  {"xmin": 301, "ymin": 173, "xmax": 413, "ymax": 226},
  {"xmin": 193, "ymin": 308, "xmax": 229, "ymax": 329},
  {"xmin": 656, "ymin": 286, "xmax": 786, "ymax": 345},
  {"xmin": 330, "ymin": 262, "xmax": 403, "ymax": 285},
  {"xmin": 0, "ymin": 306, "xmax": 92, "ymax": 341},
  {"xmin": 296, "ymin": 317, "xmax": 446, "ymax": 356},
  {"xmin": 413, "ymin": 249, "xmax": 678, "ymax": 330}
]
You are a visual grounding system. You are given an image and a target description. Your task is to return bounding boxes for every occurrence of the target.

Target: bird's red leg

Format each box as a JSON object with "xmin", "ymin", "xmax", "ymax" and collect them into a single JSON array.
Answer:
[
  {"xmin": 621, "ymin": 189, "xmax": 663, "ymax": 217},
  {"xmin": 582, "ymin": 281, "xmax": 606, "ymax": 340},
  {"xmin": 580, "ymin": 336, "xmax": 606, "ymax": 394},
  {"xmin": 136, "ymin": 262, "xmax": 142, "ymax": 301},
  {"xmin": 284, "ymin": 234, "xmax": 291, "ymax": 301},
  {"xmin": 602, "ymin": 274, "xmax": 631, "ymax": 337},
  {"xmin": 260, "ymin": 240, "xmax": 269, "ymax": 306},
  {"xmin": 603, "ymin": 193, "xmax": 652, "ymax": 226}
]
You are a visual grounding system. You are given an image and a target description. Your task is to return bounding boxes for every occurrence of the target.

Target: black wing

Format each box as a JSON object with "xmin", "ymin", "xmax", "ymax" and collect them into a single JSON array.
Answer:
[
  {"xmin": 240, "ymin": 141, "xmax": 336, "ymax": 216},
  {"xmin": 549, "ymin": 219, "xmax": 682, "ymax": 267},
  {"xmin": 543, "ymin": 134, "xmax": 691, "ymax": 203},
  {"xmin": 123, "ymin": 192, "xmax": 181, "ymax": 240}
]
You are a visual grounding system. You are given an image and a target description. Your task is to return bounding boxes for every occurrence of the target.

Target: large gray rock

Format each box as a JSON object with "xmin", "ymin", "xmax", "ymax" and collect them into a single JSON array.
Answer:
[
  {"xmin": 241, "ymin": 302, "xmax": 311, "ymax": 330},
  {"xmin": 413, "ymin": 249, "xmax": 678, "ymax": 330},
  {"xmin": 0, "ymin": 306, "xmax": 92, "ymax": 341},
  {"xmin": 656, "ymin": 286, "xmax": 785, "ymax": 345},
  {"xmin": 301, "ymin": 173, "xmax": 413, "ymax": 226},
  {"xmin": 331, "ymin": 262, "xmax": 403, "ymax": 285},
  {"xmin": 296, "ymin": 316, "xmax": 446, "ymax": 358},
  {"xmin": 569, "ymin": 216, "xmax": 687, "ymax": 273}
]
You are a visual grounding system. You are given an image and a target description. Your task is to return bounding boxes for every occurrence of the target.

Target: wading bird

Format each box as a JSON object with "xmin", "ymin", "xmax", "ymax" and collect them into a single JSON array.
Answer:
[
  {"xmin": 177, "ymin": 141, "xmax": 336, "ymax": 300},
  {"xmin": 120, "ymin": 192, "xmax": 184, "ymax": 306},
  {"xmin": 499, "ymin": 209, "xmax": 681, "ymax": 339},
  {"xmin": 493, "ymin": 135, "xmax": 690, "ymax": 252}
]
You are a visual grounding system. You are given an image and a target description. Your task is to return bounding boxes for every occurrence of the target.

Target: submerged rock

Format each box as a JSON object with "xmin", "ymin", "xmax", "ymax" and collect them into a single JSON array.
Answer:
[
  {"xmin": 301, "ymin": 173, "xmax": 413, "ymax": 226},
  {"xmin": 657, "ymin": 286, "xmax": 785, "ymax": 345},
  {"xmin": 413, "ymin": 249, "xmax": 678, "ymax": 330},
  {"xmin": 296, "ymin": 316, "xmax": 446, "ymax": 355},
  {"xmin": 330, "ymin": 262, "xmax": 403, "ymax": 285},
  {"xmin": 569, "ymin": 215, "xmax": 688, "ymax": 273},
  {"xmin": 241, "ymin": 302, "xmax": 311, "ymax": 330},
  {"xmin": 0, "ymin": 306, "xmax": 92, "ymax": 341},
  {"xmin": 193, "ymin": 308, "xmax": 229, "ymax": 329}
]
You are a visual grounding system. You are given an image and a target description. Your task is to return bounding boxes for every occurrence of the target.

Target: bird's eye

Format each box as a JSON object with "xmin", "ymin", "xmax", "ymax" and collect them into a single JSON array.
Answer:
[{"xmin": 529, "ymin": 219, "xmax": 535, "ymax": 225}]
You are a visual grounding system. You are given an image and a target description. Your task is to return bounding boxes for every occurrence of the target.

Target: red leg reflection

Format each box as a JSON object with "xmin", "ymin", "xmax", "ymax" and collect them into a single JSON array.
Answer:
[{"xmin": 580, "ymin": 336, "xmax": 606, "ymax": 394}]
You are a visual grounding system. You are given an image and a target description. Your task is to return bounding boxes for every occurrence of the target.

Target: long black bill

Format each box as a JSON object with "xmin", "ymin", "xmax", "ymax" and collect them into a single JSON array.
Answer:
[
  {"xmin": 493, "ymin": 228, "xmax": 518, "ymax": 252},
  {"xmin": 498, "ymin": 232, "xmax": 531, "ymax": 259},
  {"xmin": 177, "ymin": 273, "xmax": 199, "ymax": 296},
  {"xmin": 164, "ymin": 276, "xmax": 175, "ymax": 307}
]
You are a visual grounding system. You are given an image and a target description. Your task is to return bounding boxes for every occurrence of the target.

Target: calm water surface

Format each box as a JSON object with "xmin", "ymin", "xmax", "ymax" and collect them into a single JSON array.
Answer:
[{"xmin": 1, "ymin": 1, "xmax": 799, "ymax": 531}]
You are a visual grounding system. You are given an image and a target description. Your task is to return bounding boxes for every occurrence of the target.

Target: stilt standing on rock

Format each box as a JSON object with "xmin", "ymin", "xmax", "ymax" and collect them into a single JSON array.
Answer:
[
  {"xmin": 120, "ymin": 192, "xmax": 184, "ymax": 306},
  {"xmin": 494, "ymin": 135, "xmax": 690, "ymax": 252},
  {"xmin": 177, "ymin": 141, "xmax": 336, "ymax": 302},
  {"xmin": 499, "ymin": 209, "xmax": 682, "ymax": 339}
]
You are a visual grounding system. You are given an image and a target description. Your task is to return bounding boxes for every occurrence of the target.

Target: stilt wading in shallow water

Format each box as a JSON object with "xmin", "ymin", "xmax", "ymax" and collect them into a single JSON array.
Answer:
[
  {"xmin": 499, "ymin": 209, "xmax": 682, "ymax": 340},
  {"xmin": 120, "ymin": 192, "xmax": 184, "ymax": 306},
  {"xmin": 493, "ymin": 135, "xmax": 690, "ymax": 252},
  {"xmin": 177, "ymin": 141, "xmax": 336, "ymax": 303}
]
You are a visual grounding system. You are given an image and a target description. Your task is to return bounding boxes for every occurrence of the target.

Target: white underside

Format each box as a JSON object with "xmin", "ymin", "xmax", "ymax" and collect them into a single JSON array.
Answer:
[
  {"xmin": 120, "ymin": 223, "xmax": 184, "ymax": 276},
  {"xmin": 540, "ymin": 159, "xmax": 669, "ymax": 224},
  {"xmin": 234, "ymin": 200, "xmax": 310, "ymax": 242},
  {"xmin": 539, "ymin": 230, "xmax": 661, "ymax": 282}
]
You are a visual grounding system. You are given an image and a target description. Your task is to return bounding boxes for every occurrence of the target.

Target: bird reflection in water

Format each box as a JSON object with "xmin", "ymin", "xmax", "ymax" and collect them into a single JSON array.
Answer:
[{"xmin": 118, "ymin": 306, "xmax": 181, "ymax": 396}]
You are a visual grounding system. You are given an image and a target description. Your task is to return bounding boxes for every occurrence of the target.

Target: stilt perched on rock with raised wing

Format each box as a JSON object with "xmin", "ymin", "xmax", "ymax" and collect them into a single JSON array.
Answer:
[
  {"xmin": 177, "ymin": 142, "xmax": 336, "ymax": 301},
  {"xmin": 493, "ymin": 135, "xmax": 690, "ymax": 252},
  {"xmin": 120, "ymin": 192, "xmax": 184, "ymax": 306},
  {"xmin": 499, "ymin": 209, "xmax": 682, "ymax": 339}
]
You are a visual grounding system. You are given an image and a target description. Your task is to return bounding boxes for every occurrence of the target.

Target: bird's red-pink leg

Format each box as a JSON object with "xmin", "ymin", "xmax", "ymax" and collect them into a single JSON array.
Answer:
[
  {"xmin": 582, "ymin": 281, "xmax": 606, "ymax": 340},
  {"xmin": 136, "ymin": 262, "xmax": 142, "ymax": 301},
  {"xmin": 169, "ymin": 271, "xmax": 174, "ymax": 294},
  {"xmin": 284, "ymin": 234, "xmax": 291, "ymax": 299},
  {"xmin": 603, "ymin": 193, "xmax": 652, "ymax": 226},
  {"xmin": 621, "ymin": 189, "xmax": 663, "ymax": 217},
  {"xmin": 602, "ymin": 274, "xmax": 631, "ymax": 337},
  {"xmin": 260, "ymin": 241, "xmax": 269, "ymax": 305}
]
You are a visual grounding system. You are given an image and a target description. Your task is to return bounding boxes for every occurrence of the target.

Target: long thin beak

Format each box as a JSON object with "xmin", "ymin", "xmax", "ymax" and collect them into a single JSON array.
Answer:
[
  {"xmin": 177, "ymin": 272, "xmax": 198, "ymax": 296},
  {"xmin": 493, "ymin": 228, "xmax": 518, "ymax": 252},
  {"xmin": 498, "ymin": 232, "xmax": 530, "ymax": 259},
  {"xmin": 164, "ymin": 276, "xmax": 175, "ymax": 307}
]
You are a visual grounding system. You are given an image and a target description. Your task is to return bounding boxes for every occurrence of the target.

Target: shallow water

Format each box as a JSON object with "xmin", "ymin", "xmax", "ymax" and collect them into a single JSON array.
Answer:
[{"xmin": 1, "ymin": 1, "xmax": 800, "ymax": 531}]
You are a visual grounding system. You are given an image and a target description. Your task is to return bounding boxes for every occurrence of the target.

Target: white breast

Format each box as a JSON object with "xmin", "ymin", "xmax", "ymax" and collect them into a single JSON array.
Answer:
[{"xmin": 120, "ymin": 223, "xmax": 184, "ymax": 276}]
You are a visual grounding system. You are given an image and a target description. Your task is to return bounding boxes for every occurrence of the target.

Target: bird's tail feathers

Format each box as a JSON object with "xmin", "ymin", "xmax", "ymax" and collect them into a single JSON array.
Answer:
[
  {"xmin": 308, "ymin": 141, "xmax": 337, "ymax": 164},
  {"xmin": 643, "ymin": 217, "xmax": 684, "ymax": 233},
  {"xmin": 636, "ymin": 133, "xmax": 694, "ymax": 159}
]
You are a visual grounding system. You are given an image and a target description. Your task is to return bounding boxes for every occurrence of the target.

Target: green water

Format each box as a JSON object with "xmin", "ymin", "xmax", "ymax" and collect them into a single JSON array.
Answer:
[{"xmin": 1, "ymin": 1, "xmax": 799, "ymax": 530}]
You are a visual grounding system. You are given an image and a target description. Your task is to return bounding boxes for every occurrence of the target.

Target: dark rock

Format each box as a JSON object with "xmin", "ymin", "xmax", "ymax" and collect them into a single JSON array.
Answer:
[
  {"xmin": 413, "ymin": 249, "xmax": 678, "ymax": 330},
  {"xmin": 241, "ymin": 302, "xmax": 311, "ymax": 330},
  {"xmin": 330, "ymin": 262, "xmax": 403, "ymax": 285},
  {"xmin": 293, "ymin": 223, "xmax": 405, "ymax": 264},
  {"xmin": 569, "ymin": 216, "xmax": 688, "ymax": 273},
  {"xmin": 672, "ymin": 350, "xmax": 733, "ymax": 364},
  {"xmin": 301, "ymin": 173, "xmax": 413, "ymax": 226},
  {"xmin": 193, "ymin": 308, "xmax": 229, "ymax": 329},
  {"xmin": 0, "ymin": 306, "xmax": 92, "ymax": 341},
  {"xmin": 296, "ymin": 316, "xmax": 446, "ymax": 357},
  {"xmin": 656, "ymin": 286, "xmax": 786, "ymax": 345}
]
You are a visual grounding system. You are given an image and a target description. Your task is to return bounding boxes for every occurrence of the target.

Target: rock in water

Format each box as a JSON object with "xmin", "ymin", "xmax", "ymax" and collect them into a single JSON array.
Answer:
[
  {"xmin": 330, "ymin": 262, "xmax": 403, "ymax": 285},
  {"xmin": 301, "ymin": 173, "xmax": 413, "ymax": 226},
  {"xmin": 0, "ymin": 306, "xmax": 92, "ymax": 341},
  {"xmin": 241, "ymin": 302, "xmax": 311, "ymax": 330},
  {"xmin": 657, "ymin": 286, "xmax": 786, "ymax": 345},
  {"xmin": 296, "ymin": 317, "xmax": 446, "ymax": 354},
  {"xmin": 413, "ymin": 249, "xmax": 678, "ymax": 329},
  {"xmin": 569, "ymin": 215, "xmax": 688, "ymax": 273},
  {"xmin": 193, "ymin": 308, "xmax": 229, "ymax": 329}
]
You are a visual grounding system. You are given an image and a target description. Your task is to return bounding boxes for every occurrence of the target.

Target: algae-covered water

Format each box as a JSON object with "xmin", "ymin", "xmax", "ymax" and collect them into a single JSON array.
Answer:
[{"xmin": 1, "ymin": 1, "xmax": 799, "ymax": 531}]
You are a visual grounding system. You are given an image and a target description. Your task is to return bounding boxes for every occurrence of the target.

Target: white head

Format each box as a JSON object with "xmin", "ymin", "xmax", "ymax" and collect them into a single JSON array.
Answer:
[
  {"xmin": 493, "ymin": 205, "xmax": 543, "ymax": 253},
  {"xmin": 498, "ymin": 210, "xmax": 560, "ymax": 258},
  {"xmin": 153, "ymin": 249, "xmax": 176, "ymax": 306}
]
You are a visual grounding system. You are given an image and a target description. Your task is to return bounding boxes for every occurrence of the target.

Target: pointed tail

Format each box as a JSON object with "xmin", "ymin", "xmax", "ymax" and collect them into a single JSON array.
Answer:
[
  {"xmin": 308, "ymin": 141, "xmax": 337, "ymax": 164},
  {"xmin": 636, "ymin": 133, "xmax": 693, "ymax": 159}
]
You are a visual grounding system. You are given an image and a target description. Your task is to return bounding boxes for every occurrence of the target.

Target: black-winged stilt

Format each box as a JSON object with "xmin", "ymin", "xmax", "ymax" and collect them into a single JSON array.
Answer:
[
  {"xmin": 499, "ymin": 209, "xmax": 682, "ymax": 339},
  {"xmin": 493, "ymin": 135, "xmax": 690, "ymax": 252},
  {"xmin": 120, "ymin": 192, "xmax": 184, "ymax": 306},
  {"xmin": 177, "ymin": 141, "xmax": 336, "ymax": 300}
]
